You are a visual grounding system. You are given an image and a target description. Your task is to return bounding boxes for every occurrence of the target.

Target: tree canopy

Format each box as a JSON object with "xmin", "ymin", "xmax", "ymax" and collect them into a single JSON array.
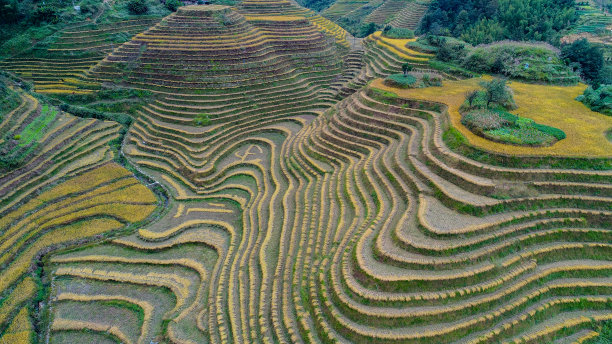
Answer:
[{"xmin": 419, "ymin": 0, "xmax": 577, "ymax": 45}]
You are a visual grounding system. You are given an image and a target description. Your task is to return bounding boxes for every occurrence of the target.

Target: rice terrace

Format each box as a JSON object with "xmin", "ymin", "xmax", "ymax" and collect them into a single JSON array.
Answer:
[{"xmin": 0, "ymin": 0, "xmax": 611, "ymax": 343}]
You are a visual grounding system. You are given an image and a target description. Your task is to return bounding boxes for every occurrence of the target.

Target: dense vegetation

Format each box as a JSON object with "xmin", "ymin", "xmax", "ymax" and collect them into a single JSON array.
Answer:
[
  {"xmin": 577, "ymin": 84, "xmax": 612, "ymax": 116},
  {"xmin": 462, "ymin": 42, "xmax": 579, "ymax": 84},
  {"xmin": 0, "ymin": 0, "xmax": 171, "ymax": 58},
  {"xmin": 419, "ymin": 35, "xmax": 580, "ymax": 84},
  {"xmin": 296, "ymin": 0, "xmax": 335, "ymax": 12},
  {"xmin": 419, "ymin": 0, "xmax": 577, "ymax": 45},
  {"xmin": 561, "ymin": 38, "xmax": 606, "ymax": 83}
]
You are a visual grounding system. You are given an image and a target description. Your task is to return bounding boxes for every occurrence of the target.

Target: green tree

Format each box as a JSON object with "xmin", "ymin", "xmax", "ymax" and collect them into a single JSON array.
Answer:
[
  {"xmin": 402, "ymin": 63, "xmax": 412, "ymax": 75},
  {"xmin": 360, "ymin": 22, "xmax": 377, "ymax": 37},
  {"xmin": 465, "ymin": 90, "xmax": 479, "ymax": 108},
  {"xmin": 0, "ymin": 0, "xmax": 20, "ymax": 23},
  {"xmin": 127, "ymin": 0, "xmax": 149, "ymax": 15},
  {"xmin": 480, "ymin": 78, "xmax": 515, "ymax": 109},
  {"xmin": 562, "ymin": 38, "xmax": 605, "ymax": 83},
  {"xmin": 166, "ymin": 0, "xmax": 182, "ymax": 12},
  {"xmin": 460, "ymin": 18, "xmax": 506, "ymax": 45}
]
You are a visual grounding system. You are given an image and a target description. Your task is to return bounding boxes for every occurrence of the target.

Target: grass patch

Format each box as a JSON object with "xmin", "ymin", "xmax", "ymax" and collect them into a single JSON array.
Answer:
[
  {"xmin": 17, "ymin": 105, "xmax": 57, "ymax": 147},
  {"xmin": 384, "ymin": 74, "xmax": 417, "ymax": 88},
  {"xmin": 462, "ymin": 109, "xmax": 565, "ymax": 146}
]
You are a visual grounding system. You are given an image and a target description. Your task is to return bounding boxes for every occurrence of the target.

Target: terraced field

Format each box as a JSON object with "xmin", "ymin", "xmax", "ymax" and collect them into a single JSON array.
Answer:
[
  {"xmin": 0, "ymin": 84, "xmax": 160, "ymax": 342},
  {"xmin": 0, "ymin": 18, "xmax": 161, "ymax": 95},
  {"xmin": 0, "ymin": 1, "xmax": 610, "ymax": 343},
  {"xmin": 83, "ymin": 5, "xmax": 356, "ymax": 191},
  {"xmin": 388, "ymin": 0, "xmax": 431, "ymax": 29},
  {"xmin": 45, "ymin": 79, "xmax": 612, "ymax": 342},
  {"xmin": 322, "ymin": 0, "xmax": 431, "ymax": 35}
]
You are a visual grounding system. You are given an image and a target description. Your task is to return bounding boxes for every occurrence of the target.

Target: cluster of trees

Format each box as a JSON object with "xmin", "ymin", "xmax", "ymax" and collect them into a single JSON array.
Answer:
[
  {"xmin": 0, "ymin": 0, "xmax": 65, "ymax": 26},
  {"xmin": 419, "ymin": 0, "xmax": 577, "ymax": 45},
  {"xmin": 120, "ymin": 0, "xmax": 182, "ymax": 15},
  {"xmin": 561, "ymin": 38, "xmax": 605, "ymax": 84},
  {"xmin": 296, "ymin": 0, "xmax": 335, "ymax": 12},
  {"xmin": 464, "ymin": 79, "xmax": 517, "ymax": 110},
  {"xmin": 576, "ymin": 84, "xmax": 612, "ymax": 116}
]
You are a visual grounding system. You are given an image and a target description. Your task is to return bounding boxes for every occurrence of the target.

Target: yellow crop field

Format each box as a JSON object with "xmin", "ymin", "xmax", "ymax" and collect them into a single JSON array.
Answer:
[
  {"xmin": 371, "ymin": 77, "xmax": 612, "ymax": 157},
  {"xmin": 371, "ymin": 31, "xmax": 433, "ymax": 61},
  {"xmin": 0, "ymin": 308, "xmax": 33, "ymax": 344}
]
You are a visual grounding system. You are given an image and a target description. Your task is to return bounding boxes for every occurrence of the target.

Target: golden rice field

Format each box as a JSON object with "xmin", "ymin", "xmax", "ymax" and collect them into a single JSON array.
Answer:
[
  {"xmin": 0, "ymin": 2, "xmax": 610, "ymax": 344},
  {"xmin": 371, "ymin": 77, "xmax": 612, "ymax": 157}
]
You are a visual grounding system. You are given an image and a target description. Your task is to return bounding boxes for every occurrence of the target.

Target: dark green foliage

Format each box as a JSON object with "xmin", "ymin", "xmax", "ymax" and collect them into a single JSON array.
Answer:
[
  {"xmin": 58, "ymin": 103, "xmax": 133, "ymax": 127},
  {"xmin": 165, "ymin": 0, "xmax": 182, "ymax": 12},
  {"xmin": 402, "ymin": 63, "xmax": 412, "ymax": 75},
  {"xmin": 532, "ymin": 122, "xmax": 566, "ymax": 140},
  {"xmin": 127, "ymin": 0, "xmax": 149, "ymax": 15},
  {"xmin": 0, "ymin": 0, "xmax": 21, "ymax": 24},
  {"xmin": 428, "ymin": 59, "xmax": 478, "ymax": 78},
  {"xmin": 561, "ymin": 38, "xmax": 605, "ymax": 83},
  {"xmin": 382, "ymin": 26, "xmax": 415, "ymax": 39},
  {"xmin": 295, "ymin": 0, "xmax": 335, "ymax": 12},
  {"xmin": 333, "ymin": 4, "xmax": 378, "ymax": 37},
  {"xmin": 576, "ymin": 84, "xmax": 612, "ymax": 116},
  {"xmin": 31, "ymin": 6, "xmax": 60, "ymax": 24},
  {"xmin": 436, "ymin": 39, "xmax": 467, "ymax": 62},
  {"xmin": 420, "ymin": 0, "xmax": 577, "ymax": 45},
  {"xmin": 360, "ymin": 22, "xmax": 378, "ymax": 37},
  {"xmin": 465, "ymin": 90, "xmax": 479, "ymax": 107},
  {"xmin": 79, "ymin": 0, "xmax": 103, "ymax": 16},
  {"xmin": 0, "ymin": 80, "xmax": 20, "ymax": 116}
]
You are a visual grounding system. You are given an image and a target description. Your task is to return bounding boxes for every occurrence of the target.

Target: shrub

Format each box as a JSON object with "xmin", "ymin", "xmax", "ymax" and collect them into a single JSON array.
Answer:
[
  {"xmin": 480, "ymin": 78, "xmax": 517, "ymax": 109},
  {"xmin": 421, "ymin": 73, "xmax": 442, "ymax": 87},
  {"xmin": 31, "ymin": 6, "xmax": 59, "ymax": 24},
  {"xmin": 384, "ymin": 74, "xmax": 418, "ymax": 88},
  {"xmin": 533, "ymin": 123, "xmax": 567, "ymax": 140},
  {"xmin": 194, "ymin": 113, "xmax": 210, "ymax": 126},
  {"xmin": 576, "ymin": 84, "xmax": 612, "ymax": 116},
  {"xmin": 486, "ymin": 126, "xmax": 556, "ymax": 145},
  {"xmin": 436, "ymin": 41, "xmax": 467, "ymax": 62},
  {"xmin": 79, "ymin": 0, "xmax": 102, "ymax": 15},
  {"xmin": 461, "ymin": 107, "xmax": 565, "ymax": 146},
  {"xmin": 127, "ymin": 0, "xmax": 149, "ymax": 15},
  {"xmin": 165, "ymin": 0, "xmax": 182, "ymax": 12}
]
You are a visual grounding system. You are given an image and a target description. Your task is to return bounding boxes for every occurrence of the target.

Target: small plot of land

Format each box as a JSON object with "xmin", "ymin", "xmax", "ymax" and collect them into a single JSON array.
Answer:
[{"xmin": 371, "ymin": 77, "xmax": 612, "ymax": 157}]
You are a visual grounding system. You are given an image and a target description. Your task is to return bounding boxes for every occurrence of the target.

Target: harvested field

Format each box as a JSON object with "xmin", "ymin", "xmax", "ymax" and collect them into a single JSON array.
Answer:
[{"xmin": 0, "ymin": 1, "xmax": 610, "ymax": 343}]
